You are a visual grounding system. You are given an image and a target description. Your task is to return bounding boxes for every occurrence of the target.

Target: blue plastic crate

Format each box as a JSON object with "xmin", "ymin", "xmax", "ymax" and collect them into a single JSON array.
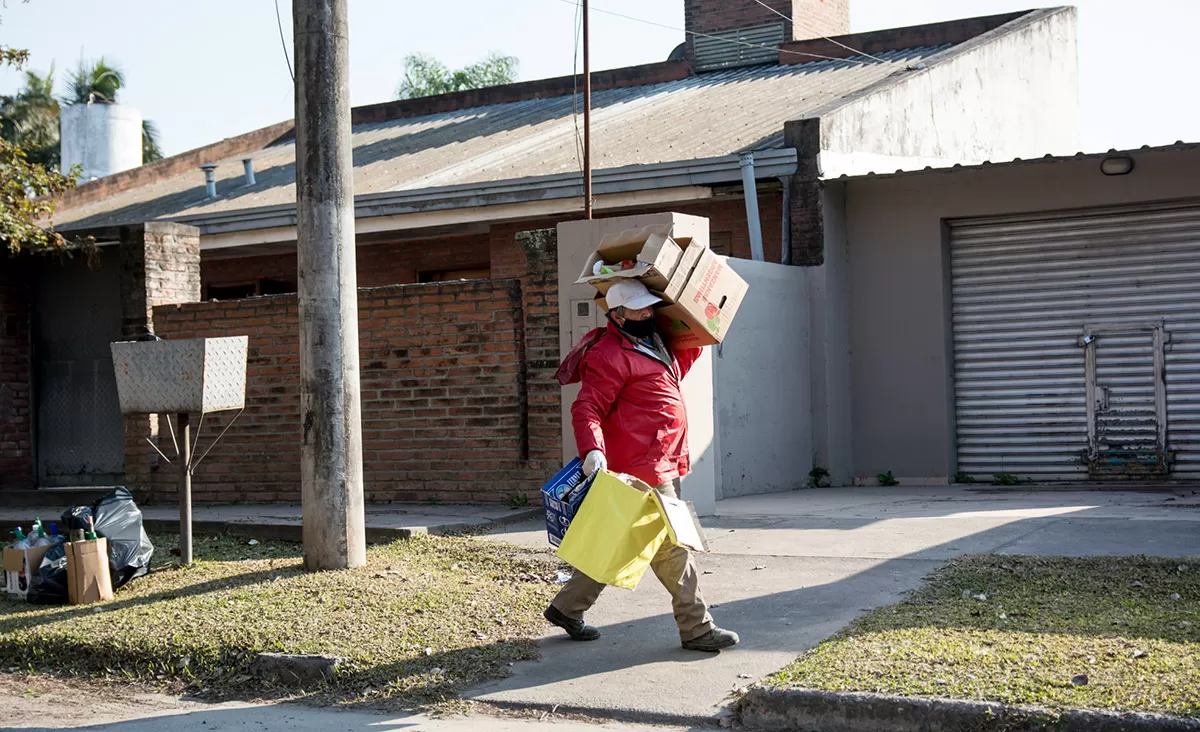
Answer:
[{"xmin": 541, "ymin": 458, "xmax": 593, "ymax": 547}]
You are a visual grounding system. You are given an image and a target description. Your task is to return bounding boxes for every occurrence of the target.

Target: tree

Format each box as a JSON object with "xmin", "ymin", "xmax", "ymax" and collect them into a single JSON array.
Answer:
[
  {"xmin": 0, "ymin": 5, "xmax": 76, "ymax": 253},
  {"xmin": 0, "ymin": 65, "xmax": 60, "ymax": 168},
  {"xmin": 64, "ymin": 56, "xmax": 125, "ymax": 104},
  {"xmin": 141, "ymin": 119, "xmax": 163, "ymax": 163},
  {"xmin": 395, "ymin": 52, "xmax": 519, "ymax": 100},
  {"xmin": 62, "ymin": 57, "xmax": 163, "ymax": 160}
]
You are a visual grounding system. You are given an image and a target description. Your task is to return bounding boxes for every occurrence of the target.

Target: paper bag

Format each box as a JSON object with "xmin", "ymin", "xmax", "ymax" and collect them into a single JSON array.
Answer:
[{"xmin": 66, "ymin": 538, "xmax": 114, "ymax": 605}]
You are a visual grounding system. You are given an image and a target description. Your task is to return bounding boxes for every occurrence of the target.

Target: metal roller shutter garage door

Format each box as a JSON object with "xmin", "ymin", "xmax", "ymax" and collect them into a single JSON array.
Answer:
[{"xmin": 950, "ymin": 200, "xmax": 1200, "ymax": 480}]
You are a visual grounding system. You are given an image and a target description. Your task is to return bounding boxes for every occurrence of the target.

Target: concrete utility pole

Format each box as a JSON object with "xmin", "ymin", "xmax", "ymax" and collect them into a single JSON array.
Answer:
[{"xmin": 293, "ymin": 0, "xmax": 366, "ymax": 571}]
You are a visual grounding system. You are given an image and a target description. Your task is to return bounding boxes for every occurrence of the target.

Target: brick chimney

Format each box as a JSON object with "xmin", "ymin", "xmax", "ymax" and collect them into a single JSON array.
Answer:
[{"xmin": 685, "ymin": 0, "xmax": 851, "ymax": 69}]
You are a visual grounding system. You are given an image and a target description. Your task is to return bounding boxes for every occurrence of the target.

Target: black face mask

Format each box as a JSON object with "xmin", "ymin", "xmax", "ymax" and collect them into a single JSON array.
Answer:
[{"xmin": 620, "ymin": 316, "xmax": 658, "ymax": 339}]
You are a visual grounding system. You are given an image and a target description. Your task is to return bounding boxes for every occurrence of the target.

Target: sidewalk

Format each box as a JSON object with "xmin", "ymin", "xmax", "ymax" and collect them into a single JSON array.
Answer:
[
  {"xmin": 0, "ymin": 501, "xmax": 541, "ymax": 543},
  {"xmin": 467, "ymin": 486, "xmax": 1200, "ymax": 724},
  {"xmin": 5, "ymin": 486, "xmax": 1198, "ymax": 726}
]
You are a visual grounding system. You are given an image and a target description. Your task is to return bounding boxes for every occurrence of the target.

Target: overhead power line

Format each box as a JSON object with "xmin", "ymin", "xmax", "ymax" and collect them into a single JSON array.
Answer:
[
  {"xmin": 749, "ymin": 0, "xmax": 890, "ymax": 64},
  {"xmin": 275, "ymin": 0, "xmax": 294, "ymax": 82},
  {"xmin": 548, "ymin": 0, "xmax": 873, "ymax": 66}
]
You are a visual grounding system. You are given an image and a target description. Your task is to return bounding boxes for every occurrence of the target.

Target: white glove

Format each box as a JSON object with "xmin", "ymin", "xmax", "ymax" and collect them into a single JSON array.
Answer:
[{"xmin": 582, "ymin": 450, "xmax": 607, "ymax": 477}]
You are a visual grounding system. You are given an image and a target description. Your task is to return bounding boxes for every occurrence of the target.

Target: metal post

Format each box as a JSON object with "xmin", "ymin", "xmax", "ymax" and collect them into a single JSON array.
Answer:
[
  {"xmin": 178, "ymin": 412, "xmax": 192, "ymax": 566},
  {"xmin": 294, "ymin": 0, "xmax": 366, "ymax": 570},
  {"xmin": 583, "ymin": 0, "xmax": 593, "ymax": 219},
  {"xmin": 739, "ymin": 153, "xmax": 765, "ymax": 261}
]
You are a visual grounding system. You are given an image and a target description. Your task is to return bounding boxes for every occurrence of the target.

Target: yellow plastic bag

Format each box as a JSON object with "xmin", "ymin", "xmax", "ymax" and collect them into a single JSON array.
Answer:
[{"xmin": 556, "ymin": 471, "xmax": 668, "ymax": 590}]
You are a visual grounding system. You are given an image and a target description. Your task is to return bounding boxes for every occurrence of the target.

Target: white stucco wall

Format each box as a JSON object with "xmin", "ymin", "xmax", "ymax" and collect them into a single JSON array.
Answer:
[
  {"xmin": 716, "ymin": 259, "xmax": 811, "ymax": 498},
  {"xmin": 819, "ymin": 8, "xmax": 1080, "ymax": 178},
  {"xmin": 60, "ymin": 102, "xmax": 143, "ymax": 181},
  {"xmin": 808, "ymin": 182, "xmax": 854, "ymax": 485}
]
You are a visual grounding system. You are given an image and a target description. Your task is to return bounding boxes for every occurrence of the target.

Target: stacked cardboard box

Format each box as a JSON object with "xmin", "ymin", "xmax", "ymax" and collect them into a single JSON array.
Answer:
[{"xmin": 576, "ymin": 216, "xmax": 748, "ymax": 348}]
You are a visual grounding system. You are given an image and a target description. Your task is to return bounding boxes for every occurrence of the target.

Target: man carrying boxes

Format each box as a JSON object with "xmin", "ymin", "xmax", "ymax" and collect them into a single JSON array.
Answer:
[{"xmin": 544, "ymin": 275, "xmax": 741, "ymax": 652}]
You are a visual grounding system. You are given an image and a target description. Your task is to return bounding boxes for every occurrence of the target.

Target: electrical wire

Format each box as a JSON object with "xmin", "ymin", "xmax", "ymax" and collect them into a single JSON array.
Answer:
[
  {"xmin": 275, "ymin": 0, "xmax": 295, "ymax": 82},
  {"xmin": 549, "ymin": 0, "xmax": 871, "ymax": 65},
  {"xmin": 749, "ymin": 0, "xmax": 890, "ymax": 64},
  {"xmin": 572, "ymin": 0, "xmax": 585, "ymax": 173}
]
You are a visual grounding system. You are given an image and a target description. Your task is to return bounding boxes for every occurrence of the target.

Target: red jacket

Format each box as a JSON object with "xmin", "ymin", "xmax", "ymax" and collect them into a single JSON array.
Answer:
[{"xmin": 571, "ymin": 322, "xmax": 703, "ymax": 487}]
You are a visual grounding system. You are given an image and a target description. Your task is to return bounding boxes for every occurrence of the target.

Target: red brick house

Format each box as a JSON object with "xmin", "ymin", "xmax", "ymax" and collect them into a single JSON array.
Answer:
[{"xmin": 1, "ymin": 2, "xmax": 1080, "ymax": 503}]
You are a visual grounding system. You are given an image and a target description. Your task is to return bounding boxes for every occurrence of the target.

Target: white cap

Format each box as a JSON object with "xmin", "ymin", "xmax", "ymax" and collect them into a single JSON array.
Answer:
[{"xmin": 605, "ymin": 279, "xmax": 662, "ymax": 311}]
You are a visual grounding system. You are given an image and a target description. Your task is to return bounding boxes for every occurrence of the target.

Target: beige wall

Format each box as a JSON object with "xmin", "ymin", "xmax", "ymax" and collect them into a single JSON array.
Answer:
[{"xmin": 845, "ymin": 147, "xmax": 1200, "ymax": 482}]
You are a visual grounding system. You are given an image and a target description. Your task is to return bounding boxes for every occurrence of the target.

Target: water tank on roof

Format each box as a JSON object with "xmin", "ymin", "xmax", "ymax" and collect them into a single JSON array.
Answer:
[{"xmin": 60, "ymin": 102, "xmax": 143, "ymax": 181}]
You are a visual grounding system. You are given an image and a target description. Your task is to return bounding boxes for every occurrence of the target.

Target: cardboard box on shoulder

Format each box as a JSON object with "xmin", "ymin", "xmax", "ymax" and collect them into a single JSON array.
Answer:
[
  {"xmin": 577, "ymin": 227, "xmax": 683, "ymax": 294},
  {"xmin": 65, "ymin": 538, "xmax": 113, "ymax": 605},
  {"xmin": 661, "ymin": 237, "xmax": 709, "ymax": 304},
  {"xmin": 657, "ymin": 248, "xmax": 748, "ymax": 348}
]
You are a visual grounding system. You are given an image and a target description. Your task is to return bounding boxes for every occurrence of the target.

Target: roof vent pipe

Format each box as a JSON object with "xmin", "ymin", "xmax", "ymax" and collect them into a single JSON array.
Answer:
[
  {"xmin": 739, "ymin": 152, "xmax": 765, "ymax": 261},
  {"xmin": 242, "ymin": 158, "xmax": 256, "ymax": 186},
  {"xmin": 200, "ymin": 164, "xmax": 218, "ymax": 198}
]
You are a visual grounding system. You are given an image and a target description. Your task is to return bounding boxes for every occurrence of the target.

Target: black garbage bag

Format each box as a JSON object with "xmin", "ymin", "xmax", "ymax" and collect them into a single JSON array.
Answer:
[
  {"xmin": 26, "ymin": 542, "xmax": 68, "ymax": 605},
  {"xmin": 61, "ymin": 504, "xmax": 93, "ymax": 533},
  {"xmin": 91, "ymin": 488, "xmax": 154, "ymax": 590}
]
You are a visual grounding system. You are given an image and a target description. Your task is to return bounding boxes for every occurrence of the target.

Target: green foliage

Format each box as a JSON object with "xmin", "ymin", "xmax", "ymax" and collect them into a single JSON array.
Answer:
[
  {"xmin": 0, "ymin": 13, "xmax": 76, "ymax": 253},
  {"xmin": 807, "ymin": 466, "xmax": 831, "ymax": 489},
  {"xmin": 877, "ymin": 471, "xmax": 899, "ymax": 487},
  {"xmin": 142, "ymin": 119, "xmax": 163, "ymax": 163},
  {"xmin": 0, "ymin": 66, "xmax": 60, "ymax": 168},
  {"xmin": 64, "ymin": 56, "xmax": 125, "ymax": 104},
  {"xmin": 993, "ymin": 473, "xmax": 1021, "ymax": 486},
  {"xmin": 395, "ymin": 52, "xmax": 519, "ymax": 100}
]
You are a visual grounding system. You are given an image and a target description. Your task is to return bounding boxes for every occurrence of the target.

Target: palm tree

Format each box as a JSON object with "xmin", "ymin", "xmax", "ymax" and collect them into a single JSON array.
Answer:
[
  {"xmin": 61, "ymin": 57, "xmax": 163, "ymax": 163},
  {"xmin": 141, "ymin": 119, "xmax": 163, "ymax": 163},
  {"xmin": 64, "ymin": 57, "xmax": 125, "ymax": 104},
  {"xmin": 0, "ymin": 65, "xmax": 61, "ymax": 168}
]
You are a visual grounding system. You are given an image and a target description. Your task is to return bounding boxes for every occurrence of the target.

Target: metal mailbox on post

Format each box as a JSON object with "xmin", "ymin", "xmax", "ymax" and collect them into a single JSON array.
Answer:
[{"xmin": 111, "ymin": 336, "xmax": 248, "ymax": 565}]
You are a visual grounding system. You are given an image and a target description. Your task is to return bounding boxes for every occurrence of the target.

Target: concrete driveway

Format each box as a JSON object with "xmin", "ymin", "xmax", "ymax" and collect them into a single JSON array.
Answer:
[{"xmin": 468, "ymin": 487, "xmax": 1200, "ymax": 724}]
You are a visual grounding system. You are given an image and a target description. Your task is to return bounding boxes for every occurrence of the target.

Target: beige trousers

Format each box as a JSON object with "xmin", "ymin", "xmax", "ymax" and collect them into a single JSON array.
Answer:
[{"xmin": 551, "ymin": 479, "xmax": 714, "ymax": 642}]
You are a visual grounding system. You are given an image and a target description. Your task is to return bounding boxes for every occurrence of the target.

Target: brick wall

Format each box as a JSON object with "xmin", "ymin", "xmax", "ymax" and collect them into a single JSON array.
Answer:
[
  {"xmin": 141, "ymin": 226, "xmax": 562, "ymax": 505},
  {"xmin": 201, "ymin": 234, "xmax": 491, "ymax": 291},
  {"xmin": 119, "ymin": 222, "xmax": 202, "ymax": 338},
  {"xmin": 675, "ymin": 194, "xmax": 786, "ymax": 262},
  {"xmin": 685, "ymin": 0, "xmax": 850, "ymax": 48},
  {"xmin": 119, "ymin": 223, "xmax": 202, "ymax": 499},
  {"xmin": 0, "ymin": 261, "xmax": 33, "ymax": 490}
]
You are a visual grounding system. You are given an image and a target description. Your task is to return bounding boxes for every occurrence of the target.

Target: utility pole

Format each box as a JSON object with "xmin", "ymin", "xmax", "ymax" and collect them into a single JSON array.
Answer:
[
  {"xmin": 583, "ymin": 0, "xmax": 593, "ymax": 219},
  {"xmin": 293, "ymin": 0, "xmax": 366, "ymax": 571}
]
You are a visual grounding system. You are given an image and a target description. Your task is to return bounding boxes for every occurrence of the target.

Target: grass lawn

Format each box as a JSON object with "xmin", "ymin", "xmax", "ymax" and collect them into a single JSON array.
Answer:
[
  {"xmin": 770, "ymin": 555, "xmax": 1200, "ymax": 717},
  {"xmin": 0, "ymin": 533, "xmax": 562, "ymax": 708}
]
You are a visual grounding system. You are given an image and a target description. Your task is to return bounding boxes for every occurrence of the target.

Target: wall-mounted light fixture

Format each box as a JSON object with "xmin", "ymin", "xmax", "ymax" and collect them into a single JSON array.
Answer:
[{"xmin": 1100, "ymin": 156, "xmax": 1135, "ymax": 176}]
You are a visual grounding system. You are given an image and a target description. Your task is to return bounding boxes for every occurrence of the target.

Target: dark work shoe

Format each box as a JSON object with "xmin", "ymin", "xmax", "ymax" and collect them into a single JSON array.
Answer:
[
  {"xmin": 682, "ymin": 627, "xmax": 740, "ymax": 652},
  {"xmin": 544, "ymin": 605, "xmax": 601, "ymax": 641}
]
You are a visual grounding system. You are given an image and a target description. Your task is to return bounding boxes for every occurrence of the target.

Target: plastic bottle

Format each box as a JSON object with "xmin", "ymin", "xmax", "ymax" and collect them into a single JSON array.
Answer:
[
  {"xmin": 9, "ymin": 527, "xmax": 29, "ymax": 550},
  {"xmin": 48, "ymin": 522, "xmax": 59, "ymax": 538},
  {"xmin": 30, "ymin": 520, "xmax": 54, "ymax": 548}
]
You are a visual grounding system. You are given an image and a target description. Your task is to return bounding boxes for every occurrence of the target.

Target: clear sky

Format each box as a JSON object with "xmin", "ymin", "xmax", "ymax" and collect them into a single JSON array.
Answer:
[{"xmin": 1, "ymin": 0, "xmax": 1196, "ymax": 157}]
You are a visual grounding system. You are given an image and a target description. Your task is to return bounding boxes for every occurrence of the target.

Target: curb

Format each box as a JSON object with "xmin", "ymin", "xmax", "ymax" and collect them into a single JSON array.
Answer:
[
  {"xmin": 475, "ymin": 698, "xmax": 724, "ymax": 729},
  {"xmin": 737, "ymin": 688, "xmax": 1200, "ymax": 732}
]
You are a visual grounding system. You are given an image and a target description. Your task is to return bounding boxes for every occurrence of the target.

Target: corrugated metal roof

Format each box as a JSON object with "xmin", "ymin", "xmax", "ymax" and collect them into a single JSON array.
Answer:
[
  {"xmin": 836, "ymin": 141, "xmax": 1200, "ymax": 180},
  {"xmin": 55, "ymin": 46, "xmax": 945, "ymax": 231}
]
